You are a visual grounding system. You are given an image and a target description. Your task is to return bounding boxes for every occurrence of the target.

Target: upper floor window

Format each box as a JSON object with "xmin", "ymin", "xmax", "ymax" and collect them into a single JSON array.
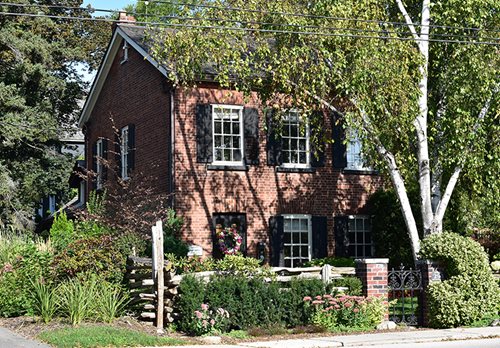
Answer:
[
  {"xmin": 282, "ymin": 111, "xmax": 310, "ymax": 168},
  {"xmin": 120, "ymin": 126, "xmax": 129, "ymax": 179},
  {"xmin": 346, "ymin": 130, "xmax": 369, "ymax": 170},
  {"xmin": 283, "ymin": 214, "xmax": 312, "ymax": 268},
  {"xmin": 96, "ymin": 138, "xmax": 104, "ymax": 189},
  {"xmin": 212, "ymin": 105, "xmax": 244, "ymax": 165}
]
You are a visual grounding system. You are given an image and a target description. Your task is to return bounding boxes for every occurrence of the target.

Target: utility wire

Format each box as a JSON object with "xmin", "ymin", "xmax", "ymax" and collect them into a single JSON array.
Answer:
[
  {"xmin": 142, "ymin": 0, "xmax": 500, "ymax": 33},
  {"xmin": 0, "ymin": 11, "xmax": 499, "ymax": 46},
  {"xmin": 1, "ymin": 1, "xmax": 499, "ymax": 41}
]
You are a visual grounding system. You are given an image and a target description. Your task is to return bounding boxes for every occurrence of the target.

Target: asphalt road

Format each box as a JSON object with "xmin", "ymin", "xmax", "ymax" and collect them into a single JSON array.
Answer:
[
  {"xmin": 0, "ymin": 327, "xmax": 50, "ymax": 348},
  {"xmin": 346, "ymin": 338, "xmax": 500, "ymax": 348}
]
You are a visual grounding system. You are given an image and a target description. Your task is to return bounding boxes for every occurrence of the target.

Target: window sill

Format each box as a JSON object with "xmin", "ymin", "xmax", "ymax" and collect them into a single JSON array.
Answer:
[
  {"xmin": 207, "ymin": 164, "xmax": 249, "ymax": 171},
  {"xmin": 276, "ymin": 166, "xmax": 316, "ymax": 173},
  {"xmin": 342, "ymin": 168, "xmax": 379, "ymax": 175}
]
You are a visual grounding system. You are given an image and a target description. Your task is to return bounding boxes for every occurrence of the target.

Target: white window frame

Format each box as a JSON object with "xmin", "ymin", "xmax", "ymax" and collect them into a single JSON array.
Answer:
[
  {"xmin": 96, "ymin": 138, "xmax": 104, "ymax": 189},
  {"xmin": 121, "ymin": 126, "xmax": 129, "ymax": 179},
  {"xmin": 346, "ymin": 129, "xmax": 370, "ymax": 170},
  {"xmin": 211, "ymin": 104, "xmax": 244, "ymax": 166},
  {"xmin": 347, "ymin": 215, "xmax": 374, "ymax": 258},
  {"xmin": 281, "ymin": 111, "xmax": 310, "ymax": 168},
  {"xmin": 282, "ymin": 214, "xmax": 312, "ymax": 268}
]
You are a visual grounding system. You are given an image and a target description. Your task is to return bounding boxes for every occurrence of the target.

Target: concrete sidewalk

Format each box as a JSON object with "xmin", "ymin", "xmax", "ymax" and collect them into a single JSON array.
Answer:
[
  {"xmin": 0, "ymin": 327, "xmax": 51, "ymax": 348},
  {"xmin": 148, "ymin": 326, "xmax": 500, "ymax": 348}
]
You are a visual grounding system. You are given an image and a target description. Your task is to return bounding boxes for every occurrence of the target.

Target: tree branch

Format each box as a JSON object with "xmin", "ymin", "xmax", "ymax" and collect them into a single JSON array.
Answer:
[{"xmin": 395, "ymin": 0, "xmax": 421, "ymax": 51}]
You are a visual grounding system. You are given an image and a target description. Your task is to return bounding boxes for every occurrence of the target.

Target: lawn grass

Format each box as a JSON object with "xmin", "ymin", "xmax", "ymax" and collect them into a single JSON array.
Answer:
[{"xmin": 38, "ymin": 325, "xmax": 186, "ymax": 348}]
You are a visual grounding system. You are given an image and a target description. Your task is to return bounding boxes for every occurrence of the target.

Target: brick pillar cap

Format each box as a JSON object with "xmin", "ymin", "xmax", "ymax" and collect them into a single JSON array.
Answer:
[{"xmin": 355, "ymin": 258, "xmax": 389, "ymax": 264}]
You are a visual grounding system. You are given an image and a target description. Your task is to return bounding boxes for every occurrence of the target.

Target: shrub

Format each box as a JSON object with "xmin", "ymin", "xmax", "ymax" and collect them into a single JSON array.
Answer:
[
  {"xmin": 0, "ymin": 235, "xmax": 53, "ymax": 317},
  {"xmin": 304, "ymin": 294, "xmax": 387, "ymax": 331},
  {"xmin": 176, "ymin": 275, "xmax": 206, "ymax": 333},
  {"xmin": 214, "ymin": 255, "xmax": 274, "ymax": 278},
  {"xmin": 304, "ymin": 257, "xmax": 355, "ymax": 267},
  {"xmin": 330, "ymin": 276, "xmax": 363, "ymax": 296},
  {"xmin": 31, "ymin": 279, "xmax": 59, "ymax": 324},
  {"xmin": 420, "ymin": 232, "xmax": 500, "ymax": 328},
  {"xmin": 52, "ymin": 235, "xmax": 126, "ymax": 284},
  {"xmin": 281, "ymin": 278, "xmax": 327, "ymax": 327},
  {"xmin": 49, "ymin": 212, "xmax": 75, "ymax": 251}
]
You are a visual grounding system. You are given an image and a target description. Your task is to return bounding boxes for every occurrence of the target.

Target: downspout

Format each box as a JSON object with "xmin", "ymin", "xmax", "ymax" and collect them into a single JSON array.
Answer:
[{"xmin": 170, "ymin": 88, "xmax": 176, "ymax": 209}]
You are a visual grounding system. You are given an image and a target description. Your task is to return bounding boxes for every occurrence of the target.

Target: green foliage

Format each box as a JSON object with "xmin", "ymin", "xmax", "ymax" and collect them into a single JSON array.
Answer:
[
  {"xmin": 176, "ymin": 275, "xmax": 206, "ymax": 333},
  {"xmin": 146, "ymin": 209, "xmax": 189, "ymax": 258},
  {"xmin": 94, "ymin": 282, "xmax": 129, "ymax": 324},
  {"xmin": 0, "ymin": 233, "xmax": 53, "ymax": 317},
  {"xmin": 304, "ymin": 257, "xmax": 355, "ymax": 267},
  {"xmin": 114, "ymin": 231, "xmax": 148, "ymax": 257},
  {"xmin": 213, "ymin": 254, "xmax": 274, "ymax": 278},
  {"xmin": 305, "ymin": 295, "xmax": 387, "ymax": 331},
  {"xmin": 38, "ymin": 326, "xmax": 185, "ymax": 348},
  {"xmin": 50, "ymin": 212, "xmax": 75, "ymax": 251},
  {"xmin": 191, "ymin": 304, "xmax": 230, "ymax": 336},
  {"xmin": 420, "ymin": 232, "xmax": 500, "ymax": 328},
  {"xmin": 330, "ymin": 277, "xmax": 363, "ymax": 296},
  {"xmin": 59, "ymin": 277, "xmax": 98, "ymax": 326},
  {"xmin": 52, "ymin": 235, "xmax": 126, "ymax": 284},
  {"xmin": 367, "ymin": 189, "xmax": 420, "ymax": 267},
  {"xmin": 31, "ymin": 279, "xmax": 59, "ymax": 324}
]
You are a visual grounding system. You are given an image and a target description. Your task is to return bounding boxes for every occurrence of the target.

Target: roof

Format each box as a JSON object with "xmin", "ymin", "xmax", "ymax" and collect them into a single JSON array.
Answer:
[{"xmin": 78, "ymin": 24, "xmax": 169, "ymax": 127}]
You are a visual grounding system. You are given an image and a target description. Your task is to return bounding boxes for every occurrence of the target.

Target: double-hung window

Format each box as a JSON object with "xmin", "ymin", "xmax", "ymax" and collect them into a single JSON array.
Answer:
[
  {"xmin": 283, "ymin": 214, "xmax": 312, "ymax": 267},
  {"xmin": 96, "ymin": 138, "xmax": 104, "ymax": 189},
  {"xmin": 346, "ymin": 130, "xmax": 369, "ymax": 170},
  {"xmin": 212, "ymin": 105, "xmax": 244, "ymax": 165},
  {"xmin": 120, "ymin": 126, "xmax": 129, "ymax": 179},
  {"xmin": 347, "ymin": 215, "xmax": 373, "ymax": 258},
  {"xmin": 282, "ymin": 111, "xmax": 310, "ymax": 168}
]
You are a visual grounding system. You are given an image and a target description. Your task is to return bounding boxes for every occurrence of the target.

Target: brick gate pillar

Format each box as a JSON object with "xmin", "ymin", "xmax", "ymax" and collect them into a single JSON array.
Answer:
[
  {"xmin": 355, "ymin": 258, "xmax": 389, "ymax": 320},
  {"xmin": 418, "ymin": 259, "xmax": 445, "ymax": 327}
]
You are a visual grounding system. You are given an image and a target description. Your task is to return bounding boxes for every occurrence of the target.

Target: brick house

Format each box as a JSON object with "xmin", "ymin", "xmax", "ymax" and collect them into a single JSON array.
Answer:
[{"xmin": 78, "ymin": 24, "xmax": 383, "ymax": 266}]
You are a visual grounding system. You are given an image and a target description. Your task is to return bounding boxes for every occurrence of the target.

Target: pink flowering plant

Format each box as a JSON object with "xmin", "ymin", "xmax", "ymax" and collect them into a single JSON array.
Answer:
[
  {"xmin": 304, "ymin": 294, "xmax": 389, "ymax": 331},
  {"xmin": 192, "ymin": 303, "xmax": 230, "ymax": 336}
]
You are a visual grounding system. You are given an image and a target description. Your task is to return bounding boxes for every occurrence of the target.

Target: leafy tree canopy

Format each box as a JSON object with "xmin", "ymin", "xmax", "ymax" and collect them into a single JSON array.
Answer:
[
  {"xmin": 147, "ymin": 0, "xmax": 499, "ymax": 260},
  {"xmin": 0, "ymin": 0, "xmax": 111, "ymax": 230}
]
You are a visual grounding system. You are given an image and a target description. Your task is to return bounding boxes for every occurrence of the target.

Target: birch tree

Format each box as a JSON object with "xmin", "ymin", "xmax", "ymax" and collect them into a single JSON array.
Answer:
[{"xmin": 147, "ymin": 0, "xmax": 499, "ymax": 262}]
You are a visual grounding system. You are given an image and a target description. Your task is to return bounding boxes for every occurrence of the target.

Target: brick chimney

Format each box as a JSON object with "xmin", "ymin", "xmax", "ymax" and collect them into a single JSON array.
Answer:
[{"xmin": 118, "ymin": 11, "xmax": 136, "ymax": 23}]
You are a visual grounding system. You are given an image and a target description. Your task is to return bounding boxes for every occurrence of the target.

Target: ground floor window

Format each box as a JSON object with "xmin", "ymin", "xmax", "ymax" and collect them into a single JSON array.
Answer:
[
  {"xmin": 347, "ymin": 215, "xmax": 373, "ymax": 258},
  {"xmin": 212, "ymin": 213, "xmax": 247, "ymax": 258},
  {"xmin": 283, "ymin": 214, "xmax": 312, "ymax": 268}
]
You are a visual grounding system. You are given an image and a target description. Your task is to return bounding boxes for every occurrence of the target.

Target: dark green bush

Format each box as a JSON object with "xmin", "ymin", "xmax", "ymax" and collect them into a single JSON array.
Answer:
[
  {"xmin": 176, "ymin": 275, "xmax": 206, "ymax": 333},
  {"xmin": 50, "ymin": 212, "xmax": 76, "ymax": 251},
  {"xmin": 420, "ymin": 232, "xmax": 500, "ymax": 328},
  {"xmin": 281, "ymin": 278, "xmax": 327, "ymax": 327},
  {"xmin": 52, "ymin": 235, "xmax": 126, "ymax": 284},
  {"xmin": 330, "ymin": 276, "xmax": 363, "ymax": 296}
]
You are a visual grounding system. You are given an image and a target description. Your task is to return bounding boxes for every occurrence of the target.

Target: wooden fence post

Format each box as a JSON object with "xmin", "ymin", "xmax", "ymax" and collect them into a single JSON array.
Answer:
[{"xmin": 151, "ymin": 220, "xmax": 164, "ymax": 332}]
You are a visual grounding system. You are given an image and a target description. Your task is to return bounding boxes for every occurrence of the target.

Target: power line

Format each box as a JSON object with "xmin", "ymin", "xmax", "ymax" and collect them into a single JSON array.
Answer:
[
  {"xmin": 1, "ymin": 2, "xmax": 499, "ymax": 42},
  {"xmin": 1, "ymin": 11, "xmax": 499, "ymax": 46},
  {"xmin": 142, "ymin": 0, "xmax": 500, "ymax": 33}
]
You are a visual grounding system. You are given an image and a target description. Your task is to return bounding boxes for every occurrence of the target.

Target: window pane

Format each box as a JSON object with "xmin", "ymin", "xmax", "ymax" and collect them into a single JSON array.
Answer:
[
  {"xmin": 357, "ymin": 245, "xmax": 364, "ymax": 257},
  {"xmin": 299, "ymin": 139, "xmax": 306, "ymax": 151},
  {"xmin": 214, "ymin": 121, "xmax": 222, "ymax": 134},
  {"xmin": 293, "ymin": 232, "xmax": 300, "ymax": 243},
  {"xmin": 290, "ymin": 124, "xmax": 298, "ymax": 137},
  {"xmin": 223, "ymin": 122, "xmax": 231, "ymax": 134},
  {"xmin": 365, "ymin": 219, "xmax": 371, "ymax": 231},
  {"xmin": 214, "ymin": 149, "xmax": 222, "ymax": 161},
  {"xmin": 301, "ymin": 232, "xmax": 308, "ymax": 243},
  {"xmin": 349, "ymin": 219, "xmax": 355, "ymax": 231},
  {"xmin": 283, "ymin": 125, "xmax": 290, "ymax": 137},
  {"xmin": 233, "ymin": 122, "xmax": 240, "ymax": 134},
  {"xmin": 224, "ymin": 136, "xmax": 231, "ymax": 148},
  {"xmin": 292, "ymin": 219, "xmax": 299, "ymax": 230},
  {"xmin": 299, "ymin": 152, "xmax": 306, "ymax": 164},
  {"xmin": 224, "ymin": 149, "xmax": 231, "ymax": 161},
  {"xmin": 356, "ymin": 218, "xmax": 363, "ymax": 231},
  {"xmin": 284, "ymin": 232, "xmax": 291, "ymax": 243},
  {"xmin": 365, "ymin": 232, "xmax": 372, "ymax": 244},
  {"xmin": 301, "ymin": 246, "xmax": 308, "ymax": 258},
  {"xmin": 284, "ymin": 246, "xmax": 291, "ymax": 257},
  {"xmin": 290, "ymin": 139, "xmax": 298, "ymax": 151},
  {"xmin": 356, "ymin": 232, "xmax": 364, "ymax": 244},
  {"xmin": 300, "ymin": 219, "xmax": 308, "ymax": 231},
  {"xmin": 215, "ymin": 136, "xmax": 222, "ymax": 147},
  {"xmin": 285, "ymin": 259, "xmax": 292, "ymax": 267},
  {"xmin": 284, "ymin": 219, "xmax": 291, "ymax": 231},
  {"xmin": 293, "ymin": 246, "xmax": 300, "ymax": 257},
  {"xmin": 233, "ymin": 149, "xmax": 242, "ymax": 161},
  {"xmin": 232, "ymin": 136, "xmax": 240, "ymax": 148}
]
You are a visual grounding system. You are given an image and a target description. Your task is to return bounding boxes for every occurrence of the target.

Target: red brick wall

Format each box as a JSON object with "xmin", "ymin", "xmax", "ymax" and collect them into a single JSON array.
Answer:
[
  {"xmin": 173, "ymin": 86, "xmax": 383, "ymax": 258},
  {"xmin": 84, "ymin": 37, "xmax": 171, "ymax": 200}
]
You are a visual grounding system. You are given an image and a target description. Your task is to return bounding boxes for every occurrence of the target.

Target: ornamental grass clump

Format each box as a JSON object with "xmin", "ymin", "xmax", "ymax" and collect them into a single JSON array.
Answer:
[
  {"xmin": 191, "ymin": 304, "xmax": 230, "ymax": 336},
  {"xmin": 31, "ymin": 279, "xmax": 58, "ymax": 324},
  {"xmin": 304, "ymin": 294, "xmax": 387, "ymax": 331}
]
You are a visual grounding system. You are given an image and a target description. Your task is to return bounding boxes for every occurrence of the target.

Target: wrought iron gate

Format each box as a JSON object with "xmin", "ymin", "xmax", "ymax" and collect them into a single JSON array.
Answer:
[{"xmin": 388, "ymin": 265, "xmax": 422, "ymax": 326}]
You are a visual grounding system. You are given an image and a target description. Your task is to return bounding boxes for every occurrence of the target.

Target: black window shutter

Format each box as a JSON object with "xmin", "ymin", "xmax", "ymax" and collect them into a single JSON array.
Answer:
[
  {"xmin": 312, "ymin": 216, "xmax": 328, "ymax": 259},
  {"xmin": 92, "ymin": 142, "xmax": 97, "ymax": 190},
  {"xmin": 269, "ymin": 215, "xmax": 284, "ymax": 266},
  {"xmin": 266, "ymin": 110, "xmax": 282, "ymax": 166},
  {"xmin": 332, "ymin": 113, "xmax": 347, "ymax": 169},
  {"xmin": 196, "ymin": 104, "xmax": 213, "ymax": 163},
  {"xmin": 310, "ymin": 112, "xmax": 326, "ymax": 167},
  {"xmin": 334, "ymin": 216, "xmax": 349, "ymax": 257},
  {"xmin": 243, "ymin": 107, "xmax": 259, "ymax": 165},
  {"xmin": 127, "ymin": 124, "xmax": 135, "ymax": 174},
  {"xmin": 115, "ymin": 134, "xmax": 122, "ymax": 178},
  {"xmin": 102, "ymin": 138, "xmax": 108, "ymax": 181}
]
